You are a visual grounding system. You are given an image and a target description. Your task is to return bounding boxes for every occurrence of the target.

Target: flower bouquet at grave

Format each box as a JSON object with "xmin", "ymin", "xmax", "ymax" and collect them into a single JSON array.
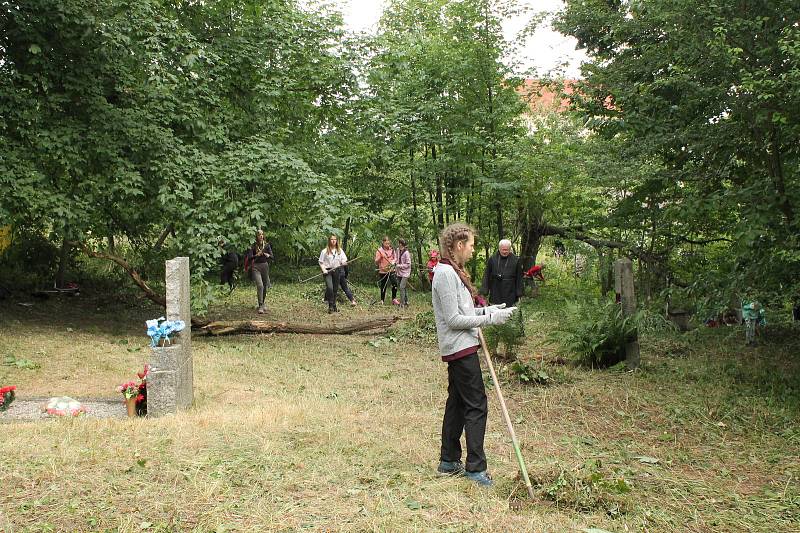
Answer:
[
  {"xmin": 145, "ymin": 316, "xmax": 186, "ymax": 347},
  {"xmin": 0, "ymin": 385, "xmax": 16, "ymax": 412},
  {"xmin": 117, "ymin": 381, "xmax": 139, "ymax": 400},
  {"xmin": 117, "ymin": 380, "xmax": 140, "ymax": 417},
  {"xmin": 135, "ymin": 364, "xmax": 149, "ymax": 416}
]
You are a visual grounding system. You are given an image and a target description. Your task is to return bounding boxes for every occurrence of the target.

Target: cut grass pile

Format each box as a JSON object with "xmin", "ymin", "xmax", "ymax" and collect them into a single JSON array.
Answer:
[{"xmin": 1, "ymin": 279, "xmax": 798, "ymax": 532}]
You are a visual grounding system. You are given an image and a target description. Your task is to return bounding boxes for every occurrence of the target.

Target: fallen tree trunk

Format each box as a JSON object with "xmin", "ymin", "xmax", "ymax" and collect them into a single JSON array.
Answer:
[{"xmin": 198, "ymin": 316, "xmax": 403, "ymax": 336}]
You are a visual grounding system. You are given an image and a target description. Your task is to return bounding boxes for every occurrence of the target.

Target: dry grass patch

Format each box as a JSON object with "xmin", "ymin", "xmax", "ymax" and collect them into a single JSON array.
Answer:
[{"xmin": 1, "ymin": 284, "xmax": 798, "ymax": 532}]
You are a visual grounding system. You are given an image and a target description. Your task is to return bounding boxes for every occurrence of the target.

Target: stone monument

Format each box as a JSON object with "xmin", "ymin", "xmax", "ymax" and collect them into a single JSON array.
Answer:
[{"xmin": 148, "ymin": 257, "xmax": 193, "ymax": 416}]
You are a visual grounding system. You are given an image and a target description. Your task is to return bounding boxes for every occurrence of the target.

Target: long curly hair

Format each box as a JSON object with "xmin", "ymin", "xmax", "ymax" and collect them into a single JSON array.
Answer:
[{"xmin": 439, "ymin": 222, "xmax": 479, "ymax": 301}]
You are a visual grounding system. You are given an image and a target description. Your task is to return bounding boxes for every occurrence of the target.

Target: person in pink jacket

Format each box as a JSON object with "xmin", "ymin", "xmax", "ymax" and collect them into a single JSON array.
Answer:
[
  {"xmin": 374, "ymin": 236, "xmax": 399, "ymax": 305},
  {"xmin": 396, "ymin": 238, "xmax": 412, "ymax": 307}
]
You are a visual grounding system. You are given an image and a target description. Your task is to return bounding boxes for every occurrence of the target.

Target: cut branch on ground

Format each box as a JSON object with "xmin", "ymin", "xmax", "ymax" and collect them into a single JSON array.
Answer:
[{"xmin": 197, "ymin": 316, "xmax": 404, "ymax": 336}]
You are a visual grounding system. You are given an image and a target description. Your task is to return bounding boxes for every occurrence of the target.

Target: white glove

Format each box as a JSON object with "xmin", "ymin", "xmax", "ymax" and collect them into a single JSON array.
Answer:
[
  {"xmin": 321, "ymin": 268, "xmax": 329, "ymax": 275},
  {"xmin": 488, "ymin": 306, "xmax": 517, "ymax": 325},
  {"xmin": 483, "ymin": 303, "xmax": 507, "ymax": 314}
]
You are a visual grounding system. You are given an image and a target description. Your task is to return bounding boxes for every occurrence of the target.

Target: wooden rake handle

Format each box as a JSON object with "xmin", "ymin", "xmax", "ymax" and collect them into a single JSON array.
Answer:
[{"xmin": 477, "ymin": 328, "xmax": 535, "ymax": 499}]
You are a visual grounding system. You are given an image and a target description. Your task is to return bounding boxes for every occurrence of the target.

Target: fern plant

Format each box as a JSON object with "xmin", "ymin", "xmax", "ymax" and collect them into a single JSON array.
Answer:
[{"xmin": 553, "ymin": 298, "xmax": 639, "ymax": 368}]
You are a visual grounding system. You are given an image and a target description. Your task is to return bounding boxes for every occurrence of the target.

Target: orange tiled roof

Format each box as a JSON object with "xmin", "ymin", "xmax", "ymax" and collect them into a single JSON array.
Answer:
[{"xmin": 516, "ymin": 79, "xmax": 578, "ymax": 113}]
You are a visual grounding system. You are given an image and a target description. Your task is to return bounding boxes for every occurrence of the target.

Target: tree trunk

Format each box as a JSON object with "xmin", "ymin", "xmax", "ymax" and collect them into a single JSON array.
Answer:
[
  {"xmin": 77, "ymin": 244, "xmax": 166, "ymax": 307},
  {"xmin": 409, "ymin": 148, "xmax": 428, "ymax": 289},
  {"xmin": 432, "ymin": 144, "xmax": 444, "ymax": 230},
  {"xmin": 55, "ymin": 235, "xmax": 70, "ymax": 289},
  {"xmin": 768, "ymin": 119, "xmax": 795, "ymax": 227},
  {"xmin": 598, "ymin": 248, "xmax": 614, "ymax": 296},
  {"xmin": 197, "ymin": 316, "xmax": 403, "ymax": 336},
  {"xmin": 153, "ymin": 223, "xmax": 174, "ymax": 252},
  {"xmin": 519, "ymin": 202, "xmax": 543, "ymax": 271},
  {"xmin": 495, "ymin": 200, "xmax": 503, "ymax": 242},
  {"xmin": 342, "ymin": 216, "xmax": 351, "ymax": 253}
]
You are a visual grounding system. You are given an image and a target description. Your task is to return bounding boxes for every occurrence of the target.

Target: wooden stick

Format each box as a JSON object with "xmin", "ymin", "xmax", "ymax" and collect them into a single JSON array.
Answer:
[
  {"xmin": 300, "ymin": 257, "xmax": 359, "ymax": 283},
  {"xmin": 477, "ymin": 328, "xmax": 535, "ymax": 499}
]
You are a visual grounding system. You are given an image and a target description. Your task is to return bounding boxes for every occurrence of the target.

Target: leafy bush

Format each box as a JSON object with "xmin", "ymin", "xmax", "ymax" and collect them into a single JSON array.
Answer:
[
  {"xmin": 637, "ymin": 306, "xmax": 679, "ymax": 334},
  {"xmin": 508, "ymin": 358, "xmax": 566, "ymax": 386},
  {"xmin": 553, "ymin": 298, "xmax": 639, "ymax": 368},
  {"xmin": 482, "ymin": 312, "xmax": 525, "ymax": 357},
  {"xmin": 397, "ymin": 310, "xmax": 437, "ymax": 343},
  {"xmin": 0, "ymin": 227, "xmax": 60, "ymax": 289}
]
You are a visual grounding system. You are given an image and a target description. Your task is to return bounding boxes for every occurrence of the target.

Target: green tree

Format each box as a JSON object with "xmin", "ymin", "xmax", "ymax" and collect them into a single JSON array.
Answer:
[
  {"xmin": 0, "ymin": 0, "xmax": 359, "ymax": 301},
  {"xmin": 556, "ymin": 0, "xmax": 800, "ymax": 299}
]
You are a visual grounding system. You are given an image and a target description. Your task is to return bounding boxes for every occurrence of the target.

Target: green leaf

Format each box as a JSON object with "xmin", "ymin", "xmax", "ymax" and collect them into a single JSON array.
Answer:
[{"xmin": 404, "ymin": 498, "xmax": 422, "ymax": 510}]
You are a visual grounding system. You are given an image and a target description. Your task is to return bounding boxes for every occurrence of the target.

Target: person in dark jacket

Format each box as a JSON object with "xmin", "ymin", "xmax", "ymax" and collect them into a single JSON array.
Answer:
[
  {"xmin": 218, "ymin": 237, "xmax": 239, "ymax": 293},
  {"xmin": 245, "ymin": 229, "xmax": 273, "ymax": 314},
  {"xmin": 480, "ymin": 239, "xmax": 523, "ymax": 307}
]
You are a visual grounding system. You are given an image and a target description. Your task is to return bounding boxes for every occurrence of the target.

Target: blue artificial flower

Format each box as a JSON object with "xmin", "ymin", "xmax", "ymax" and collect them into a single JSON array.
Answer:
[{"xmin": 145, "ymin": 317, "xmax": 186, "ymax": 347}]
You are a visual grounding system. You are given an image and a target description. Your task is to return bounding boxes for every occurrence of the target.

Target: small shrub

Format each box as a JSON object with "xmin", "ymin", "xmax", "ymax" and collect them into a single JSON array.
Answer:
[
  {"xmin": 483, "ymin": 312, "xmax": 525, "ymax": 357},
  {"xmin": 509, "ymin": 358, "xmax": 559, "ymax": 385},
  {"xmin": 396, "ymin": 310, "xmax": 437, "ymax": 343},
  {"xmin": 553, "ymin": 298, "xmax": 638, "ymax": 368},
  {"xmin": 638, "ymin": 307, "xmax": 679, "ymax": 334}
]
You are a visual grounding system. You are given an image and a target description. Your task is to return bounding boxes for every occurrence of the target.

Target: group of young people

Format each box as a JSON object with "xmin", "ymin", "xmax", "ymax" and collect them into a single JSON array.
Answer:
[
  {"xmin": 224, "ymin": 224, "xmax": 528, "ymax": 488},
  {"xmin": 319, "ymin": 234, "xmax": 419, "ymax": 313}
]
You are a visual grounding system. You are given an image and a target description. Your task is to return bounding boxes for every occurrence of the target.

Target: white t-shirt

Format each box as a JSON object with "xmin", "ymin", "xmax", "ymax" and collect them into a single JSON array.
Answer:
[{"xmin": 319, "ymin": 248, "xmax": 347, "ymax": 271}]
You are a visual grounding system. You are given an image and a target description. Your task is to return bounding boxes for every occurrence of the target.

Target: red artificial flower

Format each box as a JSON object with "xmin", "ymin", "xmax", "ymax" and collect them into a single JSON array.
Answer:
[
  {"xmin": 137, "ymin": 364, "xmax": 150, "ymax": 380},
  {"xmin": 136, "ymin": 394, "xmax": 145, "ymax": 403},
  {"xmin": 0, "ymin": 385, "xmax": 16, "ymax": 394}
]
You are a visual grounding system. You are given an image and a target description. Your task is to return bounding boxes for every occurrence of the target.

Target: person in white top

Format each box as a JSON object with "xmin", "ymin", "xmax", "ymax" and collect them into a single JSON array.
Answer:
[{"xmin": 319, "ymin": 235, "xmax": 349, "ymax": 313}]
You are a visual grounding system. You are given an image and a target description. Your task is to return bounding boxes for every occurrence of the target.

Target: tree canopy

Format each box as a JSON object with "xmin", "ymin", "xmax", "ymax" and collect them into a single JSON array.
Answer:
[{"xmin": 2, "ymin": 0, "xmax": 798, "ymax": 312}]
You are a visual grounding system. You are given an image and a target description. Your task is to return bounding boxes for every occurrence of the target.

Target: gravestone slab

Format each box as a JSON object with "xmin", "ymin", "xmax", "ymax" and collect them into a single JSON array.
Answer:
[{"xmin": 148, "ymin": 257, "xmax": 193, "ymax": 416}]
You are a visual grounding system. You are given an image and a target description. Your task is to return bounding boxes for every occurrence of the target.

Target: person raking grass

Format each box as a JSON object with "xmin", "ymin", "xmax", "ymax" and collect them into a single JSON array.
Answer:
[{"xmin": 431, "ymin": 222, "xmax": 517, "ymax": 487}]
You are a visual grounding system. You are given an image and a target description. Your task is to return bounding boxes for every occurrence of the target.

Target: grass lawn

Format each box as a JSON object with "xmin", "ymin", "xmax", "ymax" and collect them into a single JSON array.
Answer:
[{"xmin": 1, "ymin": 277, "xmax": 798, "ymax": 532}]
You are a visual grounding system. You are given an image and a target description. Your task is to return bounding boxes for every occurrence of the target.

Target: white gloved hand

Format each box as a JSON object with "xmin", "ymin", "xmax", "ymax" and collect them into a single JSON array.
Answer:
[
  {"xmin": 488, "ymin": 306, "xmax": 517, "ymax": 325},
  {"xmin": 484, "ymin": 303, "xmax": 507, "ymax": 314},
  {"xmin": 321, "ymin": 268, "xmax": 329, "ymax": 275}
]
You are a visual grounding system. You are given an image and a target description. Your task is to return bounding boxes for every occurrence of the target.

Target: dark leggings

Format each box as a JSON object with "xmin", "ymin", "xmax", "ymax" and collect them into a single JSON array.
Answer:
[
  {"xmin": 251, "ymin": 262, "xmax": 270, "ymax": 306},
  {"xmin": 378, "ymin": 272, "xmax": 398, "ymax": 302},
  {"xmin": 220, "ymin": 261, "xmax": 236, "ymax": 290},
  {"xmin": 440, "ymin": 352, "xmax": 488, "ymax": 472},
  {"xmin": 338, "ymin": 271, "xmax": 355, "ymax": 302},
  {"xmin": 323, "ymin": 272, "xmax": 338, "ymax": 310}
]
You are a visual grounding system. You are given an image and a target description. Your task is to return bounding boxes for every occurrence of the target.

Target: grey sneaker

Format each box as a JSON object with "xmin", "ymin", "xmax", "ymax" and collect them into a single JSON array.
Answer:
[
  {"xmin": 437, "ymin": 460, "xmax": 465, "ymax": 476},
  {"xmin": 465, "ymin": 470, "xmax": 493, "ymax": 487}
]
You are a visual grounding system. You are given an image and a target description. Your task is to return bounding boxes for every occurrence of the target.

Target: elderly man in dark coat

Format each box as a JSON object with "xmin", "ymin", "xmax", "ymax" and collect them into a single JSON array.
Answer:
[{"xmin": 480, "ymin": 239, "xmax": 523, "ymax": 307}]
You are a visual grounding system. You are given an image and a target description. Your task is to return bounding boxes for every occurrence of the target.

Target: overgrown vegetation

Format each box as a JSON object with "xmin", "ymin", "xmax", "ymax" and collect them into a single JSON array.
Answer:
[
  {"xmin": 2, "ymin": 0, "xmax": 800, "ymax": 529},
  {"xmin": 2, "ymin": 283, "xmax": 798, "ymax": 532},
  {"xmin": 552, "ymin": 298, "xmax": 638, "ymax": 368}
]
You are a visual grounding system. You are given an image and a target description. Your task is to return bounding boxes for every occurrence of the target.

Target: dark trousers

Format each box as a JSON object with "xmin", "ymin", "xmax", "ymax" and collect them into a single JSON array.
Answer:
[
  {"xmin": 323, "ymin": 272, "xmax": 338, "ymax": 310},
  {"xmin": 251, "ymin": 262, "xmax": 270, "ymax": 306},
  {"xmin": 378, "ymin": 272, "xmax": 398, "ymax": 302},
  {"xmin": 337, "ymin": 271, "xmax": 355, "ymax": 302},
  {"xmin": 440, "ymin": 352, "xmax": 488, "ymax": 472},
  {"xmin": 220, "ymin": 261, "xmax": 236, "ymax": 290}
]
